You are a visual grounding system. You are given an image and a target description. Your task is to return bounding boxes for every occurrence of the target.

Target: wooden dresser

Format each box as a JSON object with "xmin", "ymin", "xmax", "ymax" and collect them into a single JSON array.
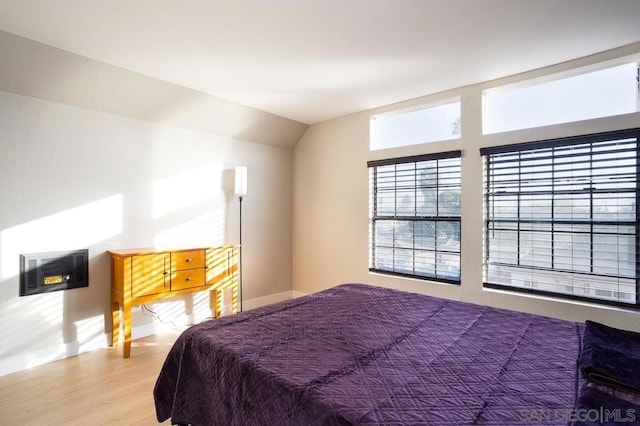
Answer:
[{"xmin": 109, "ymin": 245, "xmax": 238, "ymax": 357}]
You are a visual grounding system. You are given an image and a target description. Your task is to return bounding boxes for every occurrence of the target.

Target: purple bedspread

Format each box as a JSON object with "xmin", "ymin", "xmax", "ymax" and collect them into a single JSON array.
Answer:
[{"xmin": 154, "ymin": 284, "xmax": 582, "ymax": 425}]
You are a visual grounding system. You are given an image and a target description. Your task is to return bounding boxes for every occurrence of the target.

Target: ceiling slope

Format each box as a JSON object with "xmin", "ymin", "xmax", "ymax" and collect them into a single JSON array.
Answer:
[
  {"xmin": 0, "ymin": 0, "xmax": 639, "ymax": 124},
  {"xmin": 0, "ymin": 30, "xmax": 308, "ymax": 149}
]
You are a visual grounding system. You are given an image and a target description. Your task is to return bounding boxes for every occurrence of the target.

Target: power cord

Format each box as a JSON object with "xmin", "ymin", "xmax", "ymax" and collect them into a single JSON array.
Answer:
[{"xmin": 141, "ymin": 304, "xmax": 182, "ymax": 329}]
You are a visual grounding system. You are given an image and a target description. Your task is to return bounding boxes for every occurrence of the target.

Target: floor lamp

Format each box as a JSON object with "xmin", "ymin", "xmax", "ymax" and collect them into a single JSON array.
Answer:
[{"xmin": 234, "ymin": 166, "xmax": 247, "ymax": 312}]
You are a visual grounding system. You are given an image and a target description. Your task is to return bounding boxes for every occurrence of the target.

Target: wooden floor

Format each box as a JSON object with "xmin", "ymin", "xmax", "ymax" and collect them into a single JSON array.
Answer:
[{"xmin": 0, "ymin": 330, "xmax": 183, "ymax": 425}]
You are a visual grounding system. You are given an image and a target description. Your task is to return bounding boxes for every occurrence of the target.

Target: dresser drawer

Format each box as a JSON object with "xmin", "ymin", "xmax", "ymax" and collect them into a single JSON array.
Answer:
[
  {"xmin": 171, "ymin": 249, "xmax": 205, "ymax": 271},
  {"xmin": 171, "ymin": 268, "xmax": 206, "ymax": 290}
]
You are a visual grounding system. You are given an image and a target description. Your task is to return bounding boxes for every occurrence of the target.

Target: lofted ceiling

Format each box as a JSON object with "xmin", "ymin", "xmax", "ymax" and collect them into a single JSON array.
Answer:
[{"xmin": 0, "ymin": 0, "xmax": 639, "ymax": 125}]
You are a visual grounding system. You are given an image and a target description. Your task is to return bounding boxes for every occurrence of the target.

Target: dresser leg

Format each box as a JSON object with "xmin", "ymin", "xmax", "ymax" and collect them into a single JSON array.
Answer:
[
  {"xmin": 111, "ymin": 301, "xmax": 120, "ymax": 347},
  {"xmin": 209, "ymin": 289, "xmax": 220, "ymax": 318},
  {"xmin": 122, "ymin": 302, "xmax": 132, "ymax": 358},
  {"xmin": 232, "ymin": 283, "xmax": 239, "ymax": 315}
]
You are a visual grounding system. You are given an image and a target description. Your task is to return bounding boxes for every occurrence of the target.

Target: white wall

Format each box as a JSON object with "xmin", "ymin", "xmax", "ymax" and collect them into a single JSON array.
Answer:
[
  {"xmin": 293, "ymin": 43, "xmax": 640, "ymax": 332},
  {"xmin": 0, "ymin": 30, "xmax": 303, "ymax": 376},
  {"xmin": 0, "ymin": 89, "xmax": 293, "ymax": 376}
]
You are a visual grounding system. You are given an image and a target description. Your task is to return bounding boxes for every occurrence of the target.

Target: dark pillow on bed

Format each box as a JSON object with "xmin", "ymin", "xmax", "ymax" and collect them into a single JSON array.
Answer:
[{"xmin": 579, "ymin": 320, "xmax": 640, "ymax": 394}]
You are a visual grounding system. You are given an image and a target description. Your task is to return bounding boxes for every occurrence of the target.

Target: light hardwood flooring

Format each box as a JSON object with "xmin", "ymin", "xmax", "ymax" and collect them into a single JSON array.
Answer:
[{"xmin": 0, "ymin": 330, "xmax": 184, "ymax": 425}]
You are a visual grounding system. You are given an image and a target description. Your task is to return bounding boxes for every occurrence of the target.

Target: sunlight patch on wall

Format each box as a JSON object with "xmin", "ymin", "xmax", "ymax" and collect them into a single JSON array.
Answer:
[
  {"xmin": 0, "ymin": 291, "xmax": 64, "ymax": 372},
  {"xmin": 0, "ymin": 194, "xmax": 123, "ymax": 280},
  {"xmin": 143, "ymin": 291, "xmax": 215, "ymax": 329},
  {"xmin": 76, "ymin": 314, "xmax": 107, "ymax": 353},
  {"xmin": 1, "ymin": 291, "xmax": 63, "ymax": 338},
  {"xmin": 153, "ymin": 208, "xmax": 226, "ymax": 249},
  {"xmin": 193, "ymin": 291, "xmax": 214, "ymax": 322},
  {"xmin": 37, "ymin": 291, "xmax": 64, "ymax": 326},
  {"xmin": 152, "ymin": 163, "xmax": 223, "ymax": 219},
  {"xmin": 146, "ymin": 296, "xmax": 193, "ymax": 328}
]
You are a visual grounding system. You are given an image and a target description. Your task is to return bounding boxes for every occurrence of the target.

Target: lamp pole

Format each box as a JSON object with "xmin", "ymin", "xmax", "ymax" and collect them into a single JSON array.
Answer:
[
  {"xmin": 238, "ymin": 194, "xmax": 243, "ymax": 312},
  {"xmin": 234, "ymin": 166, "xmax": 247, "ymax": 313}
]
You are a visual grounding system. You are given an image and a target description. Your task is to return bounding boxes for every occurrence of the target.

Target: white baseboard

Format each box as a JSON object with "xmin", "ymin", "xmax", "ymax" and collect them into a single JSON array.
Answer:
[
  {"xmin": 242, "ymin": 290, "xmax": 295, "ymax": 311},
  {"xmin": 292, "ymin": 290, "xmax": 308, "ymax": 299},
  {"xmin": 1, "ymin": 340, "xmax": 89, "ymax": 377},
  {"xmin": 131, "ymin": 322, "xmax": 159, "ymax": 340},
  {"xmin": 0, "ymin": 323, "xmax": 165, "ymax": 377}
]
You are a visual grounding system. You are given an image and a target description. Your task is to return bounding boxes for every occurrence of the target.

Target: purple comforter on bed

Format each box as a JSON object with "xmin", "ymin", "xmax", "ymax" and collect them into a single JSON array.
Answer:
[{"xmin": 154, "ymin": 284, "xmax": 582, "ymax": 425}]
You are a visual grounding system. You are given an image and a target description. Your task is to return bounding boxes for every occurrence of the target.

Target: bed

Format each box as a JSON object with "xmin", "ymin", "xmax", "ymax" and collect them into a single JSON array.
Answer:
[{"xmin": 154, "ymin": 283, "xmax": 640, "ymax": 425}]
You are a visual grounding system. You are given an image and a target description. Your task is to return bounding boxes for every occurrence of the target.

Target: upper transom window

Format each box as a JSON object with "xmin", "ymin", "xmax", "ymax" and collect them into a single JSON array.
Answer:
[
  {"xmin": 371, "ymin": 99, "xmax": 461, "ymax": 150},
  {"xmin": 483, "ymin": 62, "xmax": 639, "ymax": 134}
]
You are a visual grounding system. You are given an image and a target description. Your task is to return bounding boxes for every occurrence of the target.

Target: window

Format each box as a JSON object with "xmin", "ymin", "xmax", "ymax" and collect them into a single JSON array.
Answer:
[
  {"xmin": 483, "ymin": 62, "xmax": 639, "ymax": 134},
  {"xmin": 371, "ymin": 99, "xmax": 461, "ymax": 150},
  {"xmin": 368, "ymin": 151, "xmax": 461, "ymax": 283},
  {"xmin": 481, "ymin": 128, "xmax": 640, "ymax": 307}
]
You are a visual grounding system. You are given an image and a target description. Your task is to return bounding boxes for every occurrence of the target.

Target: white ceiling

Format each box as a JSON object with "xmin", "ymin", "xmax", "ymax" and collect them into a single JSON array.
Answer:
[{"xmin": 0, "ymin": 0, "xmax": 639, "ymax": 125}]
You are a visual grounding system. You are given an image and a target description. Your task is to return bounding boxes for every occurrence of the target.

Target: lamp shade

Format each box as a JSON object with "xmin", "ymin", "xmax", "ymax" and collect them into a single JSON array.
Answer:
[{"xmin": 234, "ymin": 166, "xmax": 247, "ymax": 196}]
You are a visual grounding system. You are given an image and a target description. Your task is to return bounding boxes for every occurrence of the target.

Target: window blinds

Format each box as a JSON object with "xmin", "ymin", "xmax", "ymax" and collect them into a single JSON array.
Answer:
[
  {"xmin": 368, "ymin": 151, "xmax": 461, "ymax": 283},
  {"xmin": 481, "ymin": 129, "xmax": 640, "ymax": 305}
]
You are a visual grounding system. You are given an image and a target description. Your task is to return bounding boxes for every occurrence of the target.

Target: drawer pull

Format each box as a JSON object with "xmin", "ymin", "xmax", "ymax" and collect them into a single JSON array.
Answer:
[
  {"xmin": 185, "ymin": 258, "xmax": 192, "ymax": 263},
  {"xmin": 185, "ymin": 277, "xmax": 192, "ymax": 282}
]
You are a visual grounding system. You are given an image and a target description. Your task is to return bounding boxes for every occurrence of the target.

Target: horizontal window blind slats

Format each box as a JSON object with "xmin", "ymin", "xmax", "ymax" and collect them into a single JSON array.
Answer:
[
  {"xmin": 479, "ymin": 129, "xmax": 640, "ymax": 156},
  {"xmin": 483, "ymin": 130, "xmax": 639, "ymax": 306},
  {"xmin": 370, "ymin": 153, "xmax": 461, "ymax": 283},
  {"xmin": 487, "ymin": 188, "xmax": 636, "ymax": 197},
  {"xmin": 368, "ymin": 150, "xmax": 461, "ymax": 168},
  {"xmin": 373, "ymin": 216, "xmax": 462, "ymax": 221},
  {"xmin": 487, "ymin": 145, "xmax": 637, "ymax": 165}
]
